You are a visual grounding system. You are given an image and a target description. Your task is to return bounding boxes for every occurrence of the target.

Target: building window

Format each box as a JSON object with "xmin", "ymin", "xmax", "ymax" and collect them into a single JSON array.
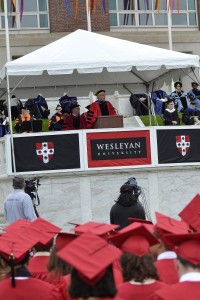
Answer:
[
  {"xmin": 0, "ymin": 0, "xmax": 49, "ymax": 30},
  {"xmin": 109, "ymin": 0, "xmax": 198, "ymax": 28}
]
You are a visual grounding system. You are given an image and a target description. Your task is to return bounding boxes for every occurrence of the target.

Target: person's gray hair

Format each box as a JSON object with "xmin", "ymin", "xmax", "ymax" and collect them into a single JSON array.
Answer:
[{"xmin": 13, "ymin": 175, "xmax": 25, "ymax": 189}]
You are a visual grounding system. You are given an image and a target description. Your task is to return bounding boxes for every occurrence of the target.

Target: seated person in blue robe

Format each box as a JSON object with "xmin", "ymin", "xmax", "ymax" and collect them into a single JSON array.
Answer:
[
  {"xmin": 151, "ymin": 90, "xmax": 168, "ymax": 115},
  {"xmin": 187, "ymin": 82, "xmax": 200, "ymax": 111},
  {"xmin": 171, "ymin": 81, "xmax": 188, "ymax": 112},
  {"xmin": 182, "ymin": 101, "xmax": 200, "ymax": 125}
]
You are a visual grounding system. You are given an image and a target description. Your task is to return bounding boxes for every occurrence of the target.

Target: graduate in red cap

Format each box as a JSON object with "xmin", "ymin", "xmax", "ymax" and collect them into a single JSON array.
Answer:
[
  {"xmin": 46, "ymin": 232, "xmax": 79, "ymax": 300},
  {"xmin": 179, "ymin": 194, "xmax": 200, "ymax": 232},
  {"xmin": 0, "ymin": 228, "xmax": 64, "ymax": 300},
  {"xmin": 151, "ymin": 212, "xmax": 189, "ymax": 285},
  {"xmin": 57, "ymin": 231, "xmax": 122, "ymax": 300},
  {"xmin": 149, "ymin": 233, "xmax": 200, "ymax": 300},
  {"xmin": 71, "ymin": 221, "xmax": 123, "ymax": 286},
  {"xmin": 27, "ymin": 218, "xmax": 61, "ymax": 281},
  {"xmin": 108, "ymin": 224, "xmax": 167, "ymax": 300},
  {"xmin": 86, "ymin": 90, "xmax": 117, "ymax": 128}
]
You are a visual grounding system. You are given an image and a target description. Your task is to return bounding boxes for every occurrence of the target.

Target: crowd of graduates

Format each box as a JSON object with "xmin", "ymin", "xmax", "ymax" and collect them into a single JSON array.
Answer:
[{"xmin": 0, "ymin": 193, "xmax": 200, "ymax": 299}]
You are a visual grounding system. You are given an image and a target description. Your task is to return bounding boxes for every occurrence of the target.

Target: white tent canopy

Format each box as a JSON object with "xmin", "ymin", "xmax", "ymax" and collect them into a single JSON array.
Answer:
[{"xmin": 0, "ymin": 29, "xmax": 199, "ymax": 93}]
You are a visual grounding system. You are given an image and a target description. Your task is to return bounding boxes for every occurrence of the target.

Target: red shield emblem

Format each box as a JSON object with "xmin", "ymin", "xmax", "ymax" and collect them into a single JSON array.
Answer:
[
  {"xmin": 176, "ymin": 135, "xmax": 190, "ymax": 156},
  {"xmin": 36, "ymin": 142, "xmax": 54, "ymax": 164}
]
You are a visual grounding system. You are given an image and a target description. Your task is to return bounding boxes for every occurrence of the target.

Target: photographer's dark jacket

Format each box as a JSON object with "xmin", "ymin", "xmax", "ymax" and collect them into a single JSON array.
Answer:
[{"xmin": 110, "ymin": 200, "xmax": 146, "ymax": 230}]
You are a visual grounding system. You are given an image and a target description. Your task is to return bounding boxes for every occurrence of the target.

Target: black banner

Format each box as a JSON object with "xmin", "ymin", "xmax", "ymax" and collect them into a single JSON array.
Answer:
[
  {"xmin": 13, "ymin": 134, "xmax": 80, "ymax": 172},
  {"xmin": 157, "ymin": 129, "xmax": 200, "ymax": 164},
  {"xmin": 90, "ymin": 137, "xmax": 147, "ymax": 160}
]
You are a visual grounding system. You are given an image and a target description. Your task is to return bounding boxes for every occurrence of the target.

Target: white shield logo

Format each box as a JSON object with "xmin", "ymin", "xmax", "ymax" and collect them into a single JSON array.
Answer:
[{"xmin": 36, "ymin": 142, "xmax": 54, "ymax": 164}]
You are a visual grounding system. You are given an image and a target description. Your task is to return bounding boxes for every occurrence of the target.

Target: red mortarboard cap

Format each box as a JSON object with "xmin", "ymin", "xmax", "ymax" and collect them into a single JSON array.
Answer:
[
  {"xmin": 108, "ymin": 224, "xmax": 159, "ymax": 256},
  {"xmin": 28, "ymin": 217, "xmax": 61, "ymax": 245},
  {"xmin": 3, "ymin": 219, "xmax": 30, "ymax": 232},
  {"xmin": 57, "ymin": 232, "xmax": 122, "ymax": 285},
  {"xmin": 73, "ymin": 221, "xmax": 119, "ymax": 236},
  {"xmin": 179, "ymin": 194, "xmax": 200, "ymax": 231},
  {"xmin": 128, "ymin": 218, "xmax": 153, "ymax": 225},
  {"xmin": 120, "ymin": 221, "xmax": 154, "ymax": 234},
  {"xmin": 0, "ymin": 231, "xmax": 40, "ymax": 264},
  {"xmin": 155, "ymin": 212, "xmax": 189, "ymax": 234},
  {"xmin": 56, "ymin": 232, "xmax": 79, "ymax": 251},
  {"xmin": 163, "ymin": 232, "xmax": 200, "ymax": 265}
]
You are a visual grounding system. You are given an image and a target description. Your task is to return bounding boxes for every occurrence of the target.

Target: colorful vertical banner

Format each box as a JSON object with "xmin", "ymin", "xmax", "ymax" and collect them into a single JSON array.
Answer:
[
  {"xmin": 65, "ymin": 0, "xmax": 70, "ymax": 16},
  {"xmin": 20, "ymin": 0, "xmax": 24, "ymax": 21}
]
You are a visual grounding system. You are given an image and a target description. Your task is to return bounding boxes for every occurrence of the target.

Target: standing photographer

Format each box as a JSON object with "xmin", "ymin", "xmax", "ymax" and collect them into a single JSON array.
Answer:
[
  {"xmin": 4, "ymin": 175, "xmax": 37, "ymax": 224},
  {"xmin": 110, "ymin": 182, "xmax": 146, "ymax": 230}
]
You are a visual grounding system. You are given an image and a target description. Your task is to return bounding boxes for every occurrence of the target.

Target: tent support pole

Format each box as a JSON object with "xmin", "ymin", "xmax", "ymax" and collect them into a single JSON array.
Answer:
[
  {"xmin": 130, "ymin": 70, "xmax": 148, "ymax": 85},
  {"xmin": 6, "ymin": 72, "xmax": 16, "ymax": 175}
]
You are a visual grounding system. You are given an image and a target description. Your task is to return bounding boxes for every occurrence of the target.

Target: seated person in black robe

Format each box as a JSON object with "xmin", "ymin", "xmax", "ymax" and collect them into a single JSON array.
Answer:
[
  {"xmin": 130, "ymin": 93, "xmax": 148, "ymax": 116},
  {"xmin": 182, "ymin": 101, "xmax": 200, "ymax": 125},
  {"xmin": 163, "ymin": 99, "xmax": 180, "ymax": 126}
]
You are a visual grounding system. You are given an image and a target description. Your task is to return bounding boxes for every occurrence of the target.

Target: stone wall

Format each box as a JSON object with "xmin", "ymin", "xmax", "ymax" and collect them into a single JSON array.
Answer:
[{"xmin": 0, "ymin": 165, "xmax": 199, "ymax": 231}]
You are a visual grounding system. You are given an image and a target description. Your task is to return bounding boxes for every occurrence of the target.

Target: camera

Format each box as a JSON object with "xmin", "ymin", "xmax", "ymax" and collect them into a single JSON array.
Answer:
[{"xmin": 25, "ymin": 177, "xmax": 41, "ymax": 217}]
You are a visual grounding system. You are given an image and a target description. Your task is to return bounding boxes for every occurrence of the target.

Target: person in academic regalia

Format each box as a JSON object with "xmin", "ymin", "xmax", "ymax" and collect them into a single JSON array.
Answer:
[
  {"xmin": 61, "ymin": 103, "xmax": 87, "ymax": 130},
  {"xmin": 57, "ymin": 231, "xmax": 123, "ymax": 300},
  {"xmin": 171, "ymin": 81, "xmax": 189, "ymax": 112},
  {"xmin": 151, "ymin": 90, "xmax": 168, "ymax": 115},
  {"xmin": 71, "ymin": 221, "xmax": 123, "ymax": 287},
  {"xmin": 163, "ymin": 99, "xmax": 180, "ymax": 126},
  {"xmin": 48, "ymin": 105, "xmax": 63, "ymax": 131},
  {"xmin": 27, "ymin": 218, "xmax": 61, "ymax": 282},
  {"xmin": 46, "ymin": 232, "xmax": 77, "ymax": 300},
  {"xmin": 182, "ymin": 101, "xmax": 200, "ymax": 125},
  {"xmin": 108, "ymin": 224, "xmax": 167, "ymax": 300},
  {"xmin": 151, "ymin": 212, "xmax": 189, "ymax": 285},
  {"xmin": 187, "ymin": 82, "xmax": 200, "ymax": 110},
  {"xmin": 149, "ymin": 233, "xmax": 200, "ymax": 300},
  {"xmin": 0, "ymin": 225, "xmax": 64, "ymax": 300},
  {"xmin": 86, "ymin": 90, "xmax": 117, "ymax": 128}
]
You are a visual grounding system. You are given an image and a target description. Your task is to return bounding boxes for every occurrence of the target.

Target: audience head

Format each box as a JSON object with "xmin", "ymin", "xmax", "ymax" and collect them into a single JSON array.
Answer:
[
  {"xmin": 70, "ymin": 103, "xmax": 80, "ymax": 115},
  {"xmin": 115, "ymin": 184, "xmax": 138, "ymax": 206},
  {"xmin": 57, "ymin": 232, "xmax": 121, "ymax": 298},
  {"xmin": 190, "ymin": 101, "xmax": 196, "ymax": 109},
  {"xmin": 174, "ymin": 81, "xmax": 182, "ymax": 89},
  {"xmin": 95, "ymin": 90, "xmax": 106, "ymax": 100},
  {"xmin": 13, "ymin": 175, "xmax": 25, "ymax": 190},
  {"xmin": 191, "ymin": 82, "xmax": 199, "ymax": 89},
  {"xmin": 166, "ymin": 99, "xmax": 175, "ymax": 110},
  {"xmin": 55, "ymin": 105, "xmax": 62, "ymax": 113}
]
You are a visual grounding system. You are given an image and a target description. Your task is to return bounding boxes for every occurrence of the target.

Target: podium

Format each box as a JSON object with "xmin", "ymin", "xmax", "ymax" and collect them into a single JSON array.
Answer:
[{"xmin": 93, "ymin": 115, "xmax": 124, "ymax": 129}]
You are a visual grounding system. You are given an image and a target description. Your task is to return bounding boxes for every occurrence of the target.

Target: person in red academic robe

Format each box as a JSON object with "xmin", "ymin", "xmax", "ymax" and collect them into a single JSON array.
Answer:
[
  {"xmin": 149, "ymin": 233, "xmax": 200, "ymax": 300},
  {"xmin": 108, "ymin": 224, "xmax": 167, "ymax": 300},
  {"xmin": 61, "ymin": 103, "xmax": 87, "ymax": 130},
  {"xmin": 57, "ymin": 231, "xmax": 123, "ymax": 300},
  {"xmin": 86, "ymin": 89, "xmax": 117, "ymax": 128},
  {"xmin": 27, "ymin": 217, "xmax": 61, "ymax": 281},
  {"xmin": 150, "ymin": 212, "xmax": 189, "ymax": 285},
  {"xmin": 0, "ymin": 224, "xmax": 64, "ymax": 300}
]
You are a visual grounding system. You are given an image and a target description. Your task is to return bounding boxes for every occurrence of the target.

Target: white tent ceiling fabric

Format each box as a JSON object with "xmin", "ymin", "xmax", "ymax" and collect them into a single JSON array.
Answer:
[
  {"xmin": 0, "ymin": 29, "xmax": 199, "ymax": 91},
  {"xmin": 1, "ymin": 29, "xmax": 200, "ymax": 75}
]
